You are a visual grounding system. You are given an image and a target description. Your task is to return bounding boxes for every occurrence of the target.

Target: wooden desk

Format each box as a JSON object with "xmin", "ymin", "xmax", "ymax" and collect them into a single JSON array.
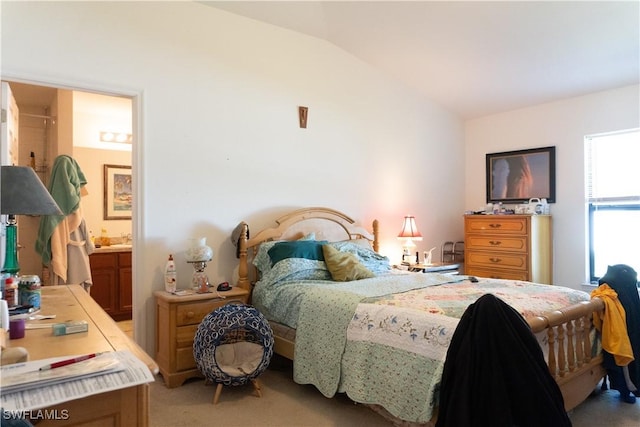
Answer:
[{"xmin": 5, "ymin": 285, "xmax": 158, "ymax": 426}]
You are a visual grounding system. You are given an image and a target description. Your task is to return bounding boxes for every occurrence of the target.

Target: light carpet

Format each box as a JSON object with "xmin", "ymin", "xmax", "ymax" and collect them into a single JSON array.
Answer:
[{"xmin": 149, "ymin": 356, "xmax": 640, "ymax": 427}]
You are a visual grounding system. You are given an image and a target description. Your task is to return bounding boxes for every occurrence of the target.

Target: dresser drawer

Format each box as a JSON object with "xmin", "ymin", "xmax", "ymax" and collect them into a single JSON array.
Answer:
[
  {"xmin": 465, "ymin": 266, "xmax": 529, "ymax": 281},
  {"xmin": 465, "ymin": 235, "xmax": 528, "ymax": 253},
  {"xmin": 176, "ymin": 299, "xmax": 227, "ymax": 326},
  {"xmin": 465, "ymin": 251, "xmax": 528, "ymax": 271},
  {"xmin": 465, "ymin": 217, "xmax": 528, "ymax": 235}
]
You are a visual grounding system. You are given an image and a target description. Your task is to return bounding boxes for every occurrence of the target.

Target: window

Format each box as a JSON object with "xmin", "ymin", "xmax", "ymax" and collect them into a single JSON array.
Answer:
[{"xmin": 585, "ymin": 129, "xmax": 640, "ymax": 283}]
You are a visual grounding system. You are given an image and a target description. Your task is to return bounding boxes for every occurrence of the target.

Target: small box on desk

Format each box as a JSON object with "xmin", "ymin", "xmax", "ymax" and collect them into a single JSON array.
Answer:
[{"xmin": 53, "ymin": 320, "xmax": 89, "ymax": 336}]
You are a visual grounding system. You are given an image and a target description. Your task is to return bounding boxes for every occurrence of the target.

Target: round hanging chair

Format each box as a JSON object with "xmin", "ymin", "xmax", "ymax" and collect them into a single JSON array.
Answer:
[{"xmin": 193, "ymin": 302, "xmax": 274, "ymax": 404}]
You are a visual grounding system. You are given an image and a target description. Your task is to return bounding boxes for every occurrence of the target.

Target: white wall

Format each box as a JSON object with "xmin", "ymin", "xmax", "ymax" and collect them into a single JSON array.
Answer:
[
  {"xmin": 73, "ymin": 91, "xmax": 133, "ymax": 239},
  {"xmin": 1, "ymin": 2, "xmax": 465, "ymax": 354},
  {"xmin": 465, "ymin": 85, "xmax": 640, "ymax": 288}
]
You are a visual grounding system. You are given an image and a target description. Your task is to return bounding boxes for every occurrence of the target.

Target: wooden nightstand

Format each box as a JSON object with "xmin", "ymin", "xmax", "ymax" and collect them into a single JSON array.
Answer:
[{"xmin": 154, "ymin": 287, "xmax": 249, "ymax": 388}]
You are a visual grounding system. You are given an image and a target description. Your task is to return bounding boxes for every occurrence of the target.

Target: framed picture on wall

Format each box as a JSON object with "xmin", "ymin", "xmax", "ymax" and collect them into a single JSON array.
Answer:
[
  {"xmin": 486, "ymin": 146, "xmax": 556, "ymax": 204},
  {"xmin": 104, "ymin": 164, "xmax": 132, "ymax": 220}
]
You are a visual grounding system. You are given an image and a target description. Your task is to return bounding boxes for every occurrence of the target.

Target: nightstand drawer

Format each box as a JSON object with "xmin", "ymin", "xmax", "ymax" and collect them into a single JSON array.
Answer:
[
  {"xmin": 465, "ymin": 217, "xmax": 528, "ymax": 234},
  {"xmin": 176, "ymin": 299, "xmax": 227, "ymax": 326},
  {"xmin": 176, "ymin": 324, "xmax": 199, "ymax": 348},
  {"xmin": 176, "ymin": 347, "xmax": 197, "ymax": 371},
  {"xmin": 465, "ymin": 235, "xmax": 528, "ymax": 252},
  {"xmin": 466, "ymin": 251, "xmax": 528, "ymax": 271}
]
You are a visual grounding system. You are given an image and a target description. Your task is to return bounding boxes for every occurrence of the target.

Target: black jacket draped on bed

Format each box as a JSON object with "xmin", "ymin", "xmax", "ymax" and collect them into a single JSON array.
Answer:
[{"xmin": 436, "ymin": 293, "xmax": 571, "ymax": 427}]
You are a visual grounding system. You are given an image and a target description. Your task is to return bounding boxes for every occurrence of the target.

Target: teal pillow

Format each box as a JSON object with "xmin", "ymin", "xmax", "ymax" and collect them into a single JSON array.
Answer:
[
  {"xmin": 268, "ymin": 240, "xmax": 328, "ymax": 266},
  {"xmin": 253, "ymin": 233, "xmax": 317, "ymax": 275}
]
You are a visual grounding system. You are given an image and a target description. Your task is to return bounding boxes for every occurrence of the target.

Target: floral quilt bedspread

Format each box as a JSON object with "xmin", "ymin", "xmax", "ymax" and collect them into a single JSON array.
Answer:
[{"xmin": 293, "ymin": 276, "xmax": 590, "ymax": 423}]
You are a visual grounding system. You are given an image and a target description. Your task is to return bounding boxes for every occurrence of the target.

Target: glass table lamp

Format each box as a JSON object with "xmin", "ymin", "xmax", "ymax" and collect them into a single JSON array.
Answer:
[{"xmin": 185, "ymin": 237, "xmax": 213, "ymax": 293}]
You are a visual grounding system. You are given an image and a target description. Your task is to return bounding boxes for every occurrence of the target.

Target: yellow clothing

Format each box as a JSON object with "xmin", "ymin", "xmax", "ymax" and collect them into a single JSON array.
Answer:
[{"xmin": 591, "ymin": 284, "xmax": 634, "ymax": 366}]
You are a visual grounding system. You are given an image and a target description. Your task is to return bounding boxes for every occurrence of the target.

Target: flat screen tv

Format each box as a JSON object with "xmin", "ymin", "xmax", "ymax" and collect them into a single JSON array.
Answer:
[{"xmin": 486, "ymin": 146, "xmax": 556, "ymax": 204}]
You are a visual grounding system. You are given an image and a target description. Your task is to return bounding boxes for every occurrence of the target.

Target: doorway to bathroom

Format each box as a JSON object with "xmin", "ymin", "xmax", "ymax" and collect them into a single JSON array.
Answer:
[{"xmin": 1, "ymin": 80, "xmax": 135, "ymax": 332}]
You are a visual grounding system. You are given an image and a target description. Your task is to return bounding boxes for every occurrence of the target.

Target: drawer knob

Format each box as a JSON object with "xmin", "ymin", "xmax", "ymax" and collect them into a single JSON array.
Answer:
[
  {"xmin": 489, "ymin": 240, "xmax": 502, "ymax": 246},
  {"xmin": 489, "ymin": 257, "xmax": 502, "ymax": 263},
  {"xmin": 488, "ymin": 223, "xmax": 502, "ymax": 228},
  {"xmin": 186, "ymin": 311, "xmax": 195, "ymax": 318}
]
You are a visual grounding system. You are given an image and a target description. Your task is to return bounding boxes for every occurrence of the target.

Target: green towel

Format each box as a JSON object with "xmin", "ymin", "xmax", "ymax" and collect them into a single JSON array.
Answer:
[{"xmin": 35, "ymin": 155, "xmax": 87, "ymax": 265}]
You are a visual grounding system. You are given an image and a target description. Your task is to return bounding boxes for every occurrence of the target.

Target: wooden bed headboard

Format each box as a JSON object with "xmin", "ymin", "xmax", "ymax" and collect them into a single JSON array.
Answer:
[{"xmin": 236, "ymin": 207, "xmax": 379, "ymax": 293}]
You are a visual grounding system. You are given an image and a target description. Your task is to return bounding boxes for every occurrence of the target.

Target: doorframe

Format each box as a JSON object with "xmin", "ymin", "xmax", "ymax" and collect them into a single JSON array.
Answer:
[{"xmin": 1, "ymin": 73, "xmax": 146, "ymax": 348}]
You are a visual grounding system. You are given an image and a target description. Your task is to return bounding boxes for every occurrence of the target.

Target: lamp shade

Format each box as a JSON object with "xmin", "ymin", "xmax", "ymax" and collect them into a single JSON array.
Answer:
[
  {"xmin": 1, "ymin": 166, "xmax": 62, "ymax": 216},
  {"xmin": 398, "ymin": 216, "xmax": 422, "ymax": 240}
]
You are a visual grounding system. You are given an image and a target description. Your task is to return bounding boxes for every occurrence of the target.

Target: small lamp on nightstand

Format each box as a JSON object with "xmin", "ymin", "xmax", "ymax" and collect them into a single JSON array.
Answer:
[
  {"xmin": 185, "ymin": 237, "xmax": 213, "ymax": 293},
  {"xmin": 398, "ymin": 215, "xmax": 422, "ymax": 264}
]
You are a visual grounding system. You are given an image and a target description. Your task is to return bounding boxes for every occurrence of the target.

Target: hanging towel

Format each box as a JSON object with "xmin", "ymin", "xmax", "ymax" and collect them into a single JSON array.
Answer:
[
  {"xmin": 35, "ymin": 155, "xmax": 93, "ymax": 285},
  {"xmin": 64, "ymin": 217, "xmax": 94, "ymax": 289},
  {"xmin": 36, "ymin": 155, "xmax": 87, "ymax": 264}
]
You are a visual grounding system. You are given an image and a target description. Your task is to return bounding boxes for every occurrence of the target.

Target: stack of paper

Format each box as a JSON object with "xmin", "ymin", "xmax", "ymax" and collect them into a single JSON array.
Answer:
[
  {"xmin": 0, "ymin": 350, "xmax": 155, "ymax": 411},
  {"xmin": 1, "ymin": 354, "xmax": 122, "ymax": 394}
]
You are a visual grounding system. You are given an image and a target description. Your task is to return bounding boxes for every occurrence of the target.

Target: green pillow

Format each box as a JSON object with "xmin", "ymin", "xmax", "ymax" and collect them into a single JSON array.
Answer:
[
  {"xmin": 267, "ymin": 240, "xmax": 328, "ymax": 266},
  {"xmin": 322, "ymin": 244, "xmax": 375, "ymax": 282}
]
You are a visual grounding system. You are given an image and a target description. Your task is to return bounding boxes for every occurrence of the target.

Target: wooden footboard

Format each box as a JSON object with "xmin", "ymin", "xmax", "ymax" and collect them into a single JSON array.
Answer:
[
  {"xmin": 272, "ymin": 297, "xmax": 606, "ymax": 411},
  {"xmin": 273, "ymin": 297, "xmax": 605, "ymax": 414},
  {"xmin": 528, "ymin": 297, "xmax": 605, "ymax": 411}
]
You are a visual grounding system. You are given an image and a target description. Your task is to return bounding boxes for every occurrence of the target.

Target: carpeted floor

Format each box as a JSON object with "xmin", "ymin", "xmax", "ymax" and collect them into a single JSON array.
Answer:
[{"xmin": 149, "ymin": 355, "xmax": 640, "ymax": 427}]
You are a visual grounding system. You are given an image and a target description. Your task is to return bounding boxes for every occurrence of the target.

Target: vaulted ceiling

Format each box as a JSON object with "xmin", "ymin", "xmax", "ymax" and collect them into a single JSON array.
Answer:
[{"xmin": 205, "ymin": 1, "xmax": 640, "ymax": 119}]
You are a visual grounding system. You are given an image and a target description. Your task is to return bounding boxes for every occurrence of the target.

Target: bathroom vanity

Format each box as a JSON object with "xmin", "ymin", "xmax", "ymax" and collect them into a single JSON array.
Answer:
[{"xmin": 89, "ymin": 246, "xmax": 132, "ymax": 321}]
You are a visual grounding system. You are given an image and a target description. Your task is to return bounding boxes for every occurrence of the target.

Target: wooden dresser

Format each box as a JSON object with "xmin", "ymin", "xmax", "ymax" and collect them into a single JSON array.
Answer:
[
  {"xmin": 154, "ymin": 287, "xmax": 249, "ymax": 387},
  {"xmin": 464, "ymin": 214, "xmax": 552, "ymax": 283}
]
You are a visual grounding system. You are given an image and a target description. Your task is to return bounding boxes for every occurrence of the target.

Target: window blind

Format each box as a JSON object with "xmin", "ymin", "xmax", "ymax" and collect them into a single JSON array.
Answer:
[{"xmin": 586, "ymin": 129, "xmax": 640, "ymax": 204}]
